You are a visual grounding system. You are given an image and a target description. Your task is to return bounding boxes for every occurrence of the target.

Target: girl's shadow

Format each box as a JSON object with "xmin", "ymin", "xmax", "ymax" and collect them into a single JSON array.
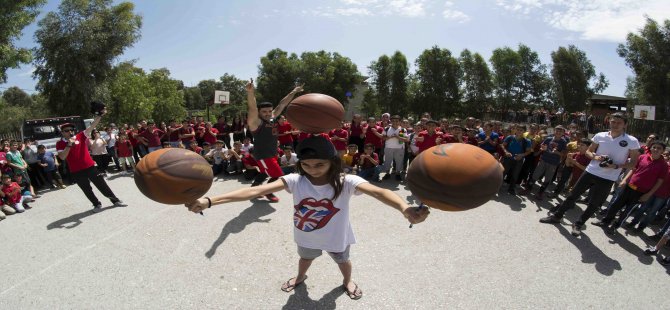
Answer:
[{"xmin": 205, "ymin": 201, "xmax": 275, "ymax": 258}]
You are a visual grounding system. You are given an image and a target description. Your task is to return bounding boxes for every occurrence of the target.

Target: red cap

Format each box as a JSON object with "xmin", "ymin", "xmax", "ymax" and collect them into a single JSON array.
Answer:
[{"xmin": 60, "ymin": 123, "xmax": 75, "ymax": 130}]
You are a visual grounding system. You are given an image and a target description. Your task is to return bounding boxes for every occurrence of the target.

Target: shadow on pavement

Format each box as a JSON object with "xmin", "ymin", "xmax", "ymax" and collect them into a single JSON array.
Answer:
[
  {"xmin": 46, "ymin": 206, "xmax": 115, "ymax": 230},
  {"xmin": 607, "ymin": 230, "xmax": 653, "ymax": 265},
  {"xmin": 554, "ymin": 223, "xmax": 622, "ymax": 276},
  {"xmin": 205, "ymin": 201, "xmax": 276, "ymax": 259},
  {"xmin": 282, "ymin": 284, "xmax": 344, "ymax": 310},
  {"xmin": 491, "ymin": 191, "xmax": 528, "ymax": 212}
]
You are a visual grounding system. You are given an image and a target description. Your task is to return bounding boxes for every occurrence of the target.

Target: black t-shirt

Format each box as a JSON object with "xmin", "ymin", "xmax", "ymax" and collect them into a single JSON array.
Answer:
[{"xmin": 252, "ymin": 118, "xmax": 278, "ymax": 159}]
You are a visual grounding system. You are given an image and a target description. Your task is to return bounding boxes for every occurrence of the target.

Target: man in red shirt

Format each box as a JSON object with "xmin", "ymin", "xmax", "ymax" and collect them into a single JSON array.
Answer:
[
  {"xmin": 363, "ymin": 117, "xmax": 385, "ymax": 162},
  {"xmin": 56, "ymin": 109, "xmax": 126, "ymax": 212},
  {"xmin": 179, "ymin": 119, "xmax": 196, "ymax": 149},
  {"xmin": 329, "ymin": 121, "xmax": 349, "ymax": 158},
  {"xmin": 198, "ymin": 122, "xmax": 219, "ymax": 146},
  {"xmin": 139, "ymin": 120, "xmax": 166, "ymax": 153},
  {"xmin": 276, "ymin": 115, "xmax": 294, "ymax": 149},
  {"xmin": 592, "ymin": 141, "xmax": 668, "ymax": 234},
  {"xmin": 414, "ymin": 120, "xmax": 443, "ymax": 154}
]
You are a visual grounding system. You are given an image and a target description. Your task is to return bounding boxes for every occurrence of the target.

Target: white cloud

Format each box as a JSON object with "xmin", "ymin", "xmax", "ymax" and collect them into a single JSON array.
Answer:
[
  {"xmin": 443, "ymin": 1, "xmax": 470, "ymax": 23},
  {"xmin": 387, "ymin": 0, "xmax": 427, "ymax": 17},
  {"xmin": 336, "ymin": 8, "xmax": 373, "ymax": 16},
  {"xmin": 496, "ymin": 0, "xmax": 670, "ymax": 42}
]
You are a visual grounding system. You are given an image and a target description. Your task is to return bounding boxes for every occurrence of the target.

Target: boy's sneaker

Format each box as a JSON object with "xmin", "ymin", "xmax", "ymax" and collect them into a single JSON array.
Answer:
[
  {"xmin": 92, "ymin": 204, "xmax": 103, "ymax": 213},
  {"xmin": 539, "ymin": 215, "xmax": 560, "ymax": 224},
  {"xmin": 23, "ymin": 202, "xmax": 31, "ymax": 209},
  {"xmin": 265, "ymin": 193, "xmax": 279, "ymax": 203},
  {"xmin": 113, "ymin": 201, "xmax": 128, "ymax": 207},
  {"xmin": 33, "ymin": 194, "xmax": 41, "ymax": 198},
  {"xmin": 660, "ymin": 257, "xmax": 670, "ymax": 266},
  {"xmin": 571, "ymin": 224, "xmax": 582, "ymax": 236},
  {"xmin": 644, "ymin": 246, "xmax": 659, "ymax": 255}
]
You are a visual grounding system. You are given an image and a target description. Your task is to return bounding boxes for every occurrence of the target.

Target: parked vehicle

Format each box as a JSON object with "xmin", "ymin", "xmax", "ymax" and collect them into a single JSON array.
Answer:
[{"xmin": 21, "ymin": 116, "xmax": 94, "ymax": 153}]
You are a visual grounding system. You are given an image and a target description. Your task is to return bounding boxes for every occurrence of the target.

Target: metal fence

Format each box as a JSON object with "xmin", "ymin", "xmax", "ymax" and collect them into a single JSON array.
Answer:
[{"xmin": 0, "ymin": 132, "xmax": 22, "ymax": 142}]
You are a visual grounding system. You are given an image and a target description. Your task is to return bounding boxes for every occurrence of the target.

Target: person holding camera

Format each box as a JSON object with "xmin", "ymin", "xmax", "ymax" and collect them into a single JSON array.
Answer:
[{"xmin": 539, "ymin": 113, "xmax": 641, "ymax": 236}]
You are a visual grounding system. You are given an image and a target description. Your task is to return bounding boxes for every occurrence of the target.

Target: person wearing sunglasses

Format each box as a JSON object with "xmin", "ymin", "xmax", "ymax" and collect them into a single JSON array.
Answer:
[{"xmin": 56, "ymin": 108, "xmax": 127, "ymax": 213}]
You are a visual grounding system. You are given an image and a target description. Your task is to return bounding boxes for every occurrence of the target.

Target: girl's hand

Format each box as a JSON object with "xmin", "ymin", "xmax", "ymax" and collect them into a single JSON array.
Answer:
[
  {"xmin": 185, "ymin": 198, "xmax": 209, "ymax": 213},
  {"xmin": 403, "ymin": 206, "xmax": 430, "ymax": 224}
]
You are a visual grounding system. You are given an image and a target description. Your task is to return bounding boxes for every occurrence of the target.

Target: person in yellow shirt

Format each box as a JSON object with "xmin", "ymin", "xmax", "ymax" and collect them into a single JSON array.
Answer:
[{"xmin": 342, "ymin": 144, "xmax": 359, "ymax": 174}]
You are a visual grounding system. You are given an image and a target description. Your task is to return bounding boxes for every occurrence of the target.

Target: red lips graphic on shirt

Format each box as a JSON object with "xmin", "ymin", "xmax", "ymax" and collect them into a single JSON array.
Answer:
[{"xmin": 293, "ymin": 198, "xmax": 339, "ymax": 232}]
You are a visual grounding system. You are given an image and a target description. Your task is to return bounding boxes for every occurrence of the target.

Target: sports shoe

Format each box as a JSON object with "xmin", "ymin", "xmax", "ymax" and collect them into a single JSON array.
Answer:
[
  {"xmin": 113, "ymin": 201, "xmax": 128, "ymax": 207},
  {"xmin": 591, "ymin": 220, "xmax": 609, "ymax": 227},
  {"xmin": 93, "ymin": 204, "xmax": 103, "ymax": 213},
  {"xmin": 644, "ymin": 246, "xmax": 659, "ymax": 255},
  {"xmin": 539, "ymin": 215, "xmax": 560, "ymax": 224},
  {"xmin": 33, "ymin": 194, "xmax": 42, "ymax": 198},
  {"xmin": 660, "ymin": 257, "xmax": 670, "ymax": 266},
  {"xmin": 571, "ymin": 224, "xmax": 582, "ymax": 236},
  {"xmin": 266, "ymin": 193, "xmax": 279, "ymax": 203}
]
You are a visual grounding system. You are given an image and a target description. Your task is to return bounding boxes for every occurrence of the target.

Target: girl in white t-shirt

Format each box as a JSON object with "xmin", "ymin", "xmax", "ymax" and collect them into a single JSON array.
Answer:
[{"xmin": 185, "ymin": 135, "xmax": 429, "ymax": 300}]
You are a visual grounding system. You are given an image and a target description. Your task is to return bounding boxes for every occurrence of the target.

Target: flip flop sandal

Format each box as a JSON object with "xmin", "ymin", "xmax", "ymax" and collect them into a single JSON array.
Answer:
[
  {"xmin": 280, "ymin": 275, "xmax": 307, "ymax": 292},
  {"xmin": 343, "ymin": 282, "xmax": 363, "ymax": 300}
]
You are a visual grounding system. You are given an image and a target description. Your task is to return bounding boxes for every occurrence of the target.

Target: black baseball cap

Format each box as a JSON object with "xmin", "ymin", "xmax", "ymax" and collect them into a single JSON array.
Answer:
[{"xmin": 296, "ymin": 135, "xmax": 337, "ymax": 160}]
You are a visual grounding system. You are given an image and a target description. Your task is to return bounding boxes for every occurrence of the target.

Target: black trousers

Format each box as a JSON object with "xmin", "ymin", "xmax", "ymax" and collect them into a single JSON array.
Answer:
[
  {"xmin": 71, "ymin": 166, "xmax": 119, "ymax": 206},
  {"xmin": 554, "ymin": 172, "xmax": 614, "ymax": 227},
  {"xmin": 601, "ymin": 185, "xmax": 644, "ymax": 228}
]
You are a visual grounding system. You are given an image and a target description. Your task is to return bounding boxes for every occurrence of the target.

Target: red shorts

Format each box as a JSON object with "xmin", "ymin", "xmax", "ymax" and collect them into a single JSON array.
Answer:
[{"xmin": 257, "ymin": 157, "xmax": 284, "ymax": 178}]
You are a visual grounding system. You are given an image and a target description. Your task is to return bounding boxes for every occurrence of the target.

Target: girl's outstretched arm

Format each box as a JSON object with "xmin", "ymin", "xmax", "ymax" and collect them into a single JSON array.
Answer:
[
  {"xmin": 355, "ymin": 182, "xmax": 429, "ymax": 224},
  {"xmin": 185, "ymin": 179, "xmax": 286, "ymax": 213}
]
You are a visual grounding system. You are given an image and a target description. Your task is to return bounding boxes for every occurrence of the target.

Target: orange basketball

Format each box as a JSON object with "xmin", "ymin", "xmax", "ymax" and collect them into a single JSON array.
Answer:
[
  {"xmin": 134, "ymin": 148, "xmax": 213, "ymax": 205},
  {"xmin": 286, "ymin": 93, "xmax": 344, "ymax": 133},
  {"xmin": 406, "ymin": 143, "xmax": 503, "ymax": 211}
]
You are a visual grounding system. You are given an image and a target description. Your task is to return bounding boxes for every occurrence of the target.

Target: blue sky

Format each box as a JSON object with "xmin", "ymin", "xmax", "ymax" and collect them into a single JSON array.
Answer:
[{"xmin": 4, "ymin": 0, "xmax": 670, "ymax": 98}]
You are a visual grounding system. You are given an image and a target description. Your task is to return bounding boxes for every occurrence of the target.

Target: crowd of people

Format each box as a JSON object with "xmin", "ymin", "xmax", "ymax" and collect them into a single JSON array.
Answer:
[{"xmin": 1, "ymin": 102, "xmax": 669, "ymax": 267}]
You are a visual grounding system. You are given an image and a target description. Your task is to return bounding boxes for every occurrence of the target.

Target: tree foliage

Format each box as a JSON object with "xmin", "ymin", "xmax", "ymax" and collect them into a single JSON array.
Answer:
[
  {"xmin": 516, "ymin": 44, "xmax": 551, "ymax": 107},
  {"xmin": 551, "ymin": 45, "xmax": 608, "ymax": 113},
  {"xmin": 107, "ymin": 62, "xmax": 152, "ymax": 124},
  {"xmin": 1, "ymin": 86, "xmax": 34, "ymax": 107},
  {"xmin": 257, "ymin": 48, "xmax": 361, "ymax": 108},
  {"xmin": 33, "ymin": 0, "xmax": 142, "ymax": 116},
  {"xmin": 0, "ymin": 0, "xmax": 46, "ymax": 83},
  {"xmin": 368, "ymin": 55, "xmax": 391, "ymax": 112},
  {"xmin": 460, "ymin": 49, "xmax": 494, "ymax": 114},
  {"xmin": 147, "ymin": 68, "xmax": 185, "ymax": 123},
  {"xmin": 389, "ymin": 51, "xmax": 409, "ymax": 115},
  {"xmin": 618, "ymin": 17, "xmax": 670, "ymax": 120},
  {"xmin": 413, "ymin": 46, "xmax": 461, "ymax": 117},
  {"xmin": 0, "ymin": 89, "xmax": 48, "ymax": 133},
  {"xmin": 490, "ymin": 47, "xmax": 522, "ymax": 112}
]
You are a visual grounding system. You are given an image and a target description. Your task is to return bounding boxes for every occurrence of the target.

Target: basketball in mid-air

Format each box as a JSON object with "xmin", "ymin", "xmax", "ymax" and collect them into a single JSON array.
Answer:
[
  {"xmin": 406, "ymin": 143, "xmax": 503, "ymax": 211},
  {"xmin": 286, "ymin": 93, "xmax": 344, "ymax": 134},
  {"xmin": 134, "ymin": 148, "xmax": 213, "ymax": 205}
]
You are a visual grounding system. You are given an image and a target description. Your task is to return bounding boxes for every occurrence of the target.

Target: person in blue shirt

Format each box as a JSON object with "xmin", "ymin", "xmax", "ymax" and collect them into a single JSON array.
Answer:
[
  {"xmin": 37, "ymin": 145, "xmax": 66, "ymax": 189},
  {"xmin": 477, "ymin": 122, "xmax": 500, "ymax": 155},
  {"xmin": 502, "ymin": 124, "xmax": 532, "ymax": 195},
  {"xmin": 521, "ymin": 126, "xmax": 568, "ymax": 200}
]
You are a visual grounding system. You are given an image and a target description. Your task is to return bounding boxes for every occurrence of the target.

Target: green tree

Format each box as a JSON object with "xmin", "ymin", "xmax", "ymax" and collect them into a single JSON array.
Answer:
[
  {"xmin": 256, "ymin": 48, "xmax": 300, "ymax": 106},
  {"xmin": 516, "ymin": 44, "xmax": 551, "ymax": 107},
  {"xmin": 107, "ymin": 62, "xmax": 152, "ymax": 124},
  {"xmin": 389, "ymin": 51, "xmax": 409, "ymax": 115},
  {"xmin": 1, "ymin": 86, "xmax": 34, "ymax": 107},
  {"xmin": 183, "ymin": 86, "xmax": 203, "ymax": 111},
  {"xmin": 147, "ymin": 68, "xmax": 185, "ymax": 123},
  {"xmin": 212, "ymin": 73, "xmax": 247, "ymax": 117},
  {"xmin": 490, "ymin": 47, "xmax": 522, "ymax": 112},
  {"xmin": 360, "ymin": 87, "xmax": 380, "ymax": 117},
  {"xmin": 618, "ymin": 17, "xmax": 670, "ymax": 120},
  {"xmin": 414, "ymin": 46, "xmax": 462, "ymax": 118},
  {"xmin": 33, "ymin": 0, "xmax": 142, "ymax": 116},
  {"xmin": 460, "ymin": 49, "xmax": 494, "ymax": 115},
  {"xmin": 551, "ymin": 45, "xmax": 608, "ymax": 113},
  {"xmin": 197, "ymin": 79, "xmax": 221, "ymax": 109},
  {"xmin": 0, "ymin": 0, "xmax": 46, "ymax": 83},
  {"xmin": 368, "ymin": 55, "xmax": 391, "ymax": 113}
]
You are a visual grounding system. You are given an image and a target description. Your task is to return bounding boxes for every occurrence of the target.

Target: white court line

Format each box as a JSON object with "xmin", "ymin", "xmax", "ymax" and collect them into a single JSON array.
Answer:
[{"xmin": 0, "ymin": 207, "xmax": 174, "ymax": 296}]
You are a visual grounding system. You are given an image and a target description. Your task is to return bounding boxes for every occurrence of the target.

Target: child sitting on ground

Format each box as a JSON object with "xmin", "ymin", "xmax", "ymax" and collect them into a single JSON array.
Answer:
[
  {"xmin": 184, "ymin": 135, "xmax": 429, "ymax": 300},
  {"xmin": 279, "ymin": 145, "xmax": 298, "ymax": 175},
  {"xmin": 1, "ymin": 174, "xmax": 29, "ymax": 213},
  {"xmin": 226, "ymin": 141, "xmax": 244, "ymax": 175},
  {"xmin": 341, "ymin": 144, "xmax": 358, "ymax": 174},
  {"xmin": 355, "ymin": 144, "xmax": 382, "ymax": 182}
]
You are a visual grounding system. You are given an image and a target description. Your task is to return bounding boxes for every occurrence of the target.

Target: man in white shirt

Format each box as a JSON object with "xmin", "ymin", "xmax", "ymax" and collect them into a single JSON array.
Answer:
[
  {"xmin": 104, "ymin": 125, "xmax": 120, "ymax": 171},
  {"xmin": 540, "ymin": 113, "xmax": 640, "ymax": 236},
  {"xmin": 381, "ymin": 115, "xmax": 409, "ymax": 181},
  {"xmin": 280, "ymin": 145, "xmax": 298, "ymax": 174}
]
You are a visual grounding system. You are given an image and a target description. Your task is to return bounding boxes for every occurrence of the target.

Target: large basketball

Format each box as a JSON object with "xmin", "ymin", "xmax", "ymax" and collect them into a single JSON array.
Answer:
[
  {"xmin": 286, "ymin": 93, "xmax": 344, "ymax": 134},
  {"xmin": 134, "ymin": 148, "xmax": 213, "ymax": 205},
  {"xmin": 406, "ymin": 144, "xmax": 503, "ymax": 211}
]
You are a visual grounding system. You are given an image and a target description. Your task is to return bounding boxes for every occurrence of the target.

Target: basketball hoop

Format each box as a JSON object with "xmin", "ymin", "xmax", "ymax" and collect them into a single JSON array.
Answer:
[{"xmin": 214, "ymin": 90, "xmax": 230, "ymax": 105}]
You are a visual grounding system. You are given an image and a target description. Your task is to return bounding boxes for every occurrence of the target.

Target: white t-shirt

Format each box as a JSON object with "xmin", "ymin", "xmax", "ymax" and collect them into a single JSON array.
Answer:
[
  {"xmin": 384, "ymin": 126, "xmax": 405, "ymax": 149},
  {"xmin": 282, "ymin": 173, "xmax": 368, "ymax": 252},
  {"xmin": 586, "ymin": 131, "xmax": 640, "ymax": 181},
  {"xmin": 241, "ymin": 143, "xmax": 253, "ymax": 155},
  {"xmin": 281, "ymin": 153, "xmax": 298, "ymax": 166}
]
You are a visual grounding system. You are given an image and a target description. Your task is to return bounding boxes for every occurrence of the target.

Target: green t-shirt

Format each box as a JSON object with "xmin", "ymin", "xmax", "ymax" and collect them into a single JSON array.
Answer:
[{"xmin": 6, "ymin": 150, "xmax": 25, "ymax": 173}]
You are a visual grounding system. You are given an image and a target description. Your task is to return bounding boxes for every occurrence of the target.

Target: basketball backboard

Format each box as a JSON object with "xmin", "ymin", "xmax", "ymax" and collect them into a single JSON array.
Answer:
[{"xmin": 214, "ymin": 90, "xmax": 230, "ymax": 105}]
